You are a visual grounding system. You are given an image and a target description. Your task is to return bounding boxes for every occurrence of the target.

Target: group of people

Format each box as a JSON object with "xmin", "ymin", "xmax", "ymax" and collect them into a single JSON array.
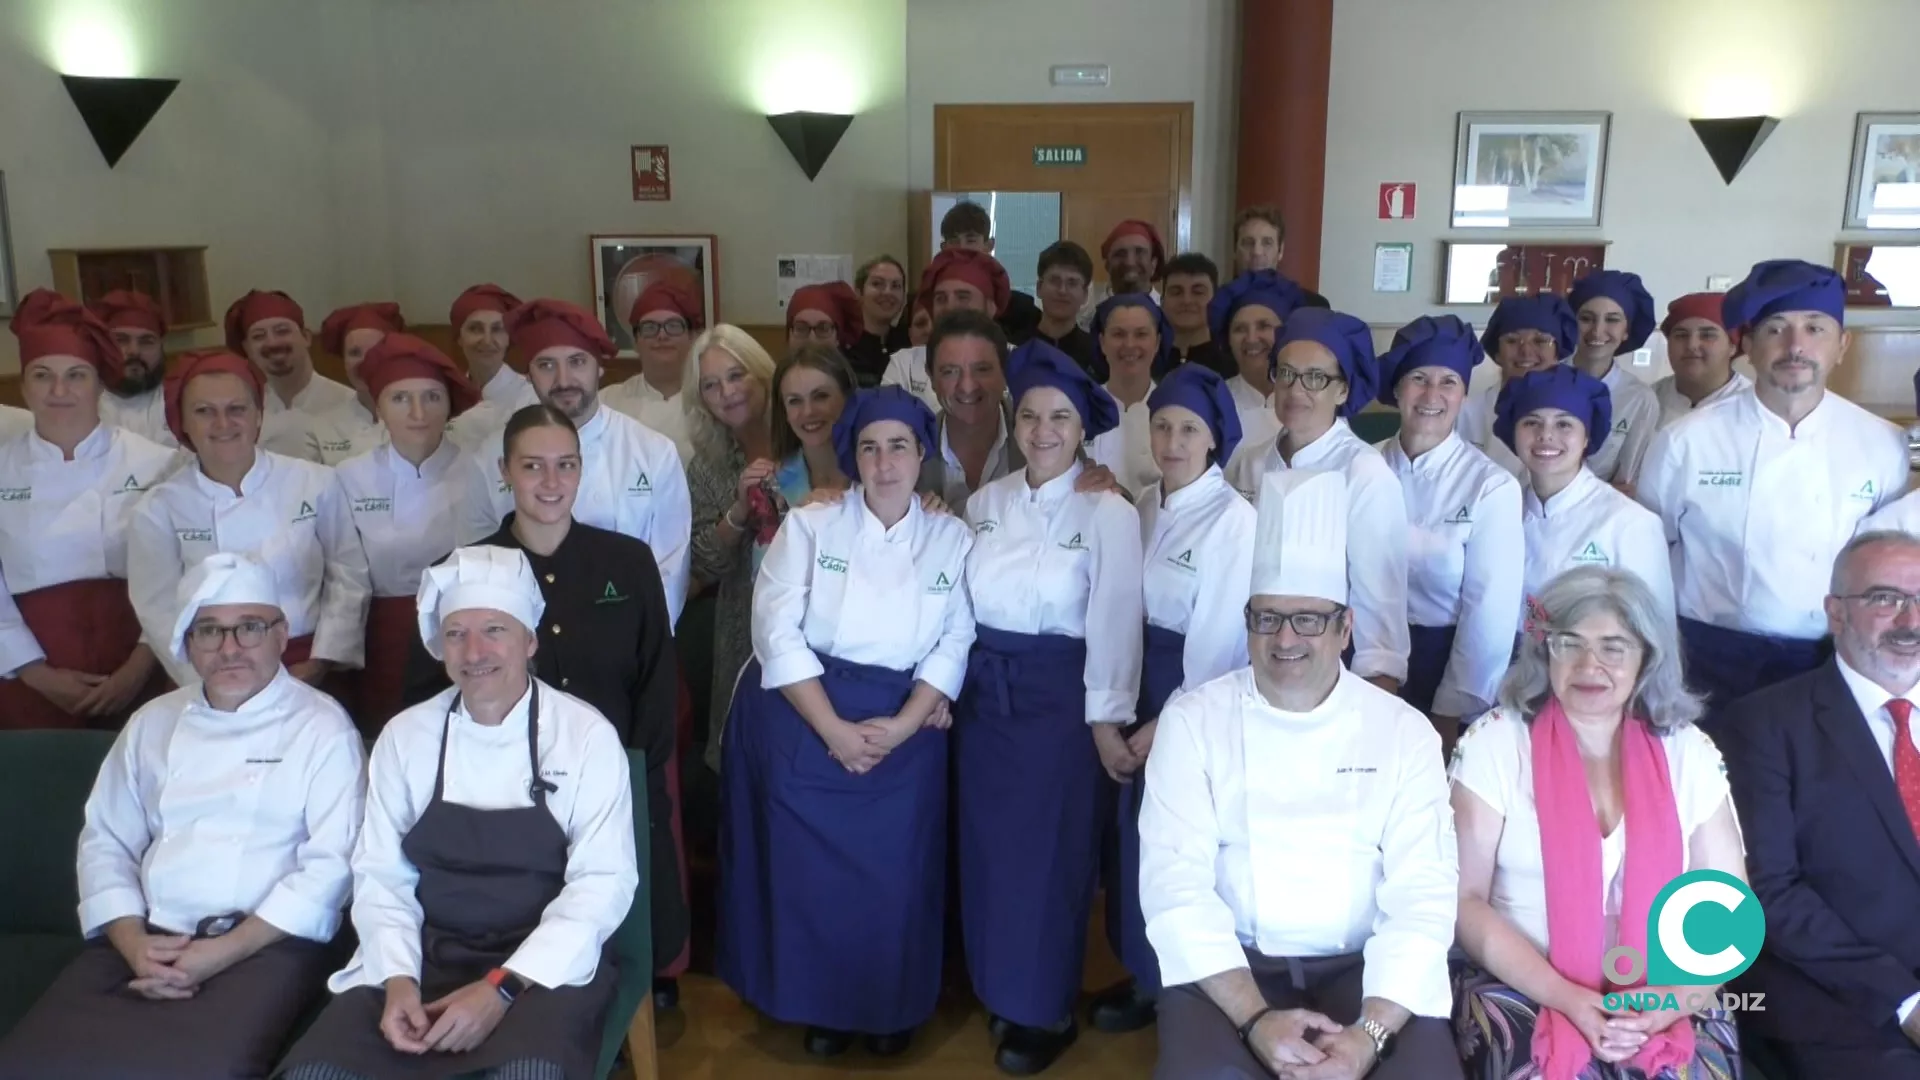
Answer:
[{"xmin": 0, "ymin": 197, "xmax": 1916, "ymax": 1080}]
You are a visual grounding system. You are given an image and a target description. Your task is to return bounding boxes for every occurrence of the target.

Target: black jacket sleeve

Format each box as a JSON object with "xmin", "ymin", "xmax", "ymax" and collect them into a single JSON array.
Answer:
[{"xmin": 625, "ymin": 544, "xmax": 689, "ymax": 971}]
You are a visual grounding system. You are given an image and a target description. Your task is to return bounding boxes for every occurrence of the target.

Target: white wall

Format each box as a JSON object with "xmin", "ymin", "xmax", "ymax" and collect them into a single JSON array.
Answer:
[
  {"xmin": 905, "ymin": 0, "xmax": 1239, "ymax": 256},
  {"xmin": 1321, "ymin": 0, "xmax": 1920, "ymax": 340}
]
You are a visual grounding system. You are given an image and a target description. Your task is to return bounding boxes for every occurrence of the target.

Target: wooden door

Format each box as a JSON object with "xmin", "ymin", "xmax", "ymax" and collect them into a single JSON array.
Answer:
[{"xmin": 928, "ymin": 103, "xmax": 1194, "ymax": 285}]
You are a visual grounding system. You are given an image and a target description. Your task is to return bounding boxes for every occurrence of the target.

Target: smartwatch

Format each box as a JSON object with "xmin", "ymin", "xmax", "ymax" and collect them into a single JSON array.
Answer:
[{"xmin": 485, "ymin": 967, "xmax": 532, "ymax": 1005}]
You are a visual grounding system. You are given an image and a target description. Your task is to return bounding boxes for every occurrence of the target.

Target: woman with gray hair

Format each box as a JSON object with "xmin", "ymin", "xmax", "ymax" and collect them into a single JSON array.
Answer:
[{"xmin": 1449, "ymin": 566, "xmax": 1747, "ymax": 1080}]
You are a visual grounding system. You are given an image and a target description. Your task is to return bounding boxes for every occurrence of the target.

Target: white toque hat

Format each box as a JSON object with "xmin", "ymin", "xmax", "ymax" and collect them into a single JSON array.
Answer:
[
  {"xmin": 1249, "ymin": 467, "xmax": 1350, "ymax": 605},
  {"xmin": 416, "ymin": 546, "xmax": 546, "ymax": 660},
  {"xmin": 171, "ymin": 553, "xmax": 280, "ymax": 663}
]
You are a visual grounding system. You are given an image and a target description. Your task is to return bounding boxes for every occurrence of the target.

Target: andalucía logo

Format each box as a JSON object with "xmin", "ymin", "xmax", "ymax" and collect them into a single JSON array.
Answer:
[{"xmin": 1603, "ymin": 870, "xmax": 1768, "ymax": 1014}]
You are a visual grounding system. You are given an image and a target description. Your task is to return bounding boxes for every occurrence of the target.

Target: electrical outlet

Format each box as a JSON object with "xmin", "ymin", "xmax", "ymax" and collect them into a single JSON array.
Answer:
[{"xmin": 1707, "ymin": 275, "xmax": 1733, "ymax": 291}]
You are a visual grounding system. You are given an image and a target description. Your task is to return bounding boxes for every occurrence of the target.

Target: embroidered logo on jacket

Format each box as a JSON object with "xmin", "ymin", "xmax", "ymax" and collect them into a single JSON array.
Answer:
[
  {"xmin": 1058, "ymin": 532, "xmax": 1089, "ymax": 551},
  {"xmin": 293, "ymin": 501, "xmax": 318, "ymax": 523},
  {"xmin": 1445, "ymin": 504, "xmax": 1473, "ymax": 524},
  {"xmin": 817, "ymin": 554, "xmax": 849, "ymax": 573},
  {"xmin": 1572, "ymin": 540, "xmax": 1609, "ymax": 564},
  {"xmin": 975, "ymin": 519, "xmax": 998, "ymax": 533},
  {"xmin": 629, "ymin": 472, "xmax": 653, "ymax": 495},
  {"xmin": 352, "ymin": 497, "xmax": 392, "ymax": 514},
  {"xmin": 120, "ymin": 475, "xmax": 148, "ymax": 493},
  {"xmin": 177, "ymin": 528, "xmax": 214, "ymax": 543},
  {"xmin": 0, "ymin": 488, "xmax": 29, "ymax": 503},
  {"xmin": 1612, "ymin": 419, "xmax": 1630, "ymax": 434},
  {"xmin": 1853, "ymin": 480, "xmax": 1879, "ymax": 501},
  {"xmin": 596, "ymin": 582, "xmax": 629, "ymax": 604},
  {"xmin": 1166, "ymin": 548, "xmax": 1197, "ymax": 573},
  {"xmin": 1696, "ymin": 470, "xmax": 1743, "ymax": 488},
  {"xmin": 927, "ymin": 571, "xmax": 954, "ymax": 595}
]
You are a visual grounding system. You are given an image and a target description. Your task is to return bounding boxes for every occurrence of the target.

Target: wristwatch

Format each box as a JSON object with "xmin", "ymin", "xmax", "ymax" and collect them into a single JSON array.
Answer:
[
  {"xmin": 485, "ymin": 967, "xmax": 532, "ymax": 1005},
  {"xmin": 1355, "ymin": 1016, "xmax": 1394, "ymax": 1060},
  {"xmin": 1235, "ymin": 1006, "xmax": 1276, "ymax": 1045}
]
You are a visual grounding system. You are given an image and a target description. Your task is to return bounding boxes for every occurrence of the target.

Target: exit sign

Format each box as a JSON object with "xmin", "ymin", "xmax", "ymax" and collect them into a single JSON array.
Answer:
[{"xmin": 1033, "ymin": 145, "xmax": 1087, "ymax": 167}]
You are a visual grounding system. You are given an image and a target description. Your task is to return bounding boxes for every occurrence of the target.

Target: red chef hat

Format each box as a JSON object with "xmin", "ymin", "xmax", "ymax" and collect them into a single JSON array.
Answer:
[
  {"xmin": 165, "ymin": 348, "xmax": 266, "ymax": 450},
  {"xmin": 449, "ymin": 283, "xmax": 523, "ymax": 330},
  {"xmin": 10, "ymin": 288, "xmax": 123, "ymax": 382},
  {"xmin": 93, "ymin": 290, "xmax": 168, "ymax": 338},
  {"xmin": 319, "ymin": 302, "xmax": 407, "ymax": 357},
  {"xmin": 628, "ymin": 281, "xmax": 705, "ymax": 333},
  {"xmin": 360, "ymin": 333, "xmax": 480, "ymax": 417},
  {"xmin": 1660, "ymin": 292, "xmax": 1741, "ymax": 350},
  {"xmin": 506, "ymin": 299, "xmax": 616, "ymax": 361},
  {"xmin": 919, "ymin": 249, "xmax": 1011, "ymax": 315},
  {"xmin": 223, "ymin": 290, "xmax": 306, "ymax": 351},
  {"xmin": 786, "ymin": 282, "xmax": 864, "ymax": 350},
  {"xmin": 1101, "ymin": 219, "xmax": 1167, "ymax": 267}
]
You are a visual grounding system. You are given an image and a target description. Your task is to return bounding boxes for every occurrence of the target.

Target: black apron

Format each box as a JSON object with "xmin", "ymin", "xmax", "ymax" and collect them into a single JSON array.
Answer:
[{"xmin": 277, "ymin": 684, "xmax": 617, "ymax": 1079}]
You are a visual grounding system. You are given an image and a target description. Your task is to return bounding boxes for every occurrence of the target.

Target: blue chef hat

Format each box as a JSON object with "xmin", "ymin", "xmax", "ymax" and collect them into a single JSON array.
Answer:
[
  {"xmin": 1493, "ymin": 366, "xmax": 1613, "ymax": 458},
  {"xmin": 833, "ymin": 385, "xmax": 940, "ymax": 480},
  {"xmin": 1205, "ymin": 269, "xmax": 1308, "ymax": 354},
  {"xmin": 1272, "ymin": 307, "xmax": 1378, "ymax": 420},
  {"xmin": 1091, "ymin": 292, "xmax": 1176, "ymax": 381},
  {"xmin": 1567, "ymin": 270, "xmax": 1656, "ymax": 355},
  {"xmin": 1147, "ymin": 363, "xmax": 1243, "ymax": 466},
  {"xmin": 1479, "ymin": 294, "xmax": 1579, "ymax": 361},
  {"xmin": 1008, "ymin": 338, "xmax": 1121, "ymax": 439},
  {"xmin": 1374, "ymin": 315, "xmax": 1485, "ymax": 407},
  {"xmin": 1721, "ymin": 259, "xmax": 1846, "ymax": 330}
]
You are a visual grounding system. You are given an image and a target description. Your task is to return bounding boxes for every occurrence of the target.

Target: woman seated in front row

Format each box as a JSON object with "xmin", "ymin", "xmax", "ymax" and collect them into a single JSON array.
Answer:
[{"xmin": 1450, "ymin": 565, "xmax": 1746, "ymax": 1080}]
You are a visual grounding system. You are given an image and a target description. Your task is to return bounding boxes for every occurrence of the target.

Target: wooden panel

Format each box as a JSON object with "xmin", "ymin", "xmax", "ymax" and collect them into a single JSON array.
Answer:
[
  {"xmin": 48, "ymin": 246, "xmax": 213, "ymax": 331},
  {"xmin": 1833, "ymin": 325, "xmax": 1920, "ymax": 422},
  {"xmin": 933, "ymin": 103, "xmax": 1194, "ymax": 283},
  {"xmin": 1236, "ymin": 0, "xmax": 1333, "ymax": 290}
]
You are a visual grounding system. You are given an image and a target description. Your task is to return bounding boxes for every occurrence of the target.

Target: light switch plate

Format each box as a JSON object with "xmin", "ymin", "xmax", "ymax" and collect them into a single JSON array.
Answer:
[
  {"xmin": 1707, "ymin": 275, "xmax": 1733, "ymax": 291},
  {"xmin": 1632, "ymin": 348, "xmax": 1653, "ymax": 367}
]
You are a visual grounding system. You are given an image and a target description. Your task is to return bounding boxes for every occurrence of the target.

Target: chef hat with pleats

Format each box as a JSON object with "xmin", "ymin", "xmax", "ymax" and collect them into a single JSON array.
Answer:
[
  {"xmin": 416, "ymin": 546, "xmax": 547, "ymax": 660},
  {"xmin": 1250, "ymin": 467, "xmax": 1349, "ymax": 604},
  {"xmin": 170, "ymin": 553, "xmax": 281, "ymax": 663},
  {"xmin": 1567, "ymin": 270, "xmax": 1656, "ymax": 354}
]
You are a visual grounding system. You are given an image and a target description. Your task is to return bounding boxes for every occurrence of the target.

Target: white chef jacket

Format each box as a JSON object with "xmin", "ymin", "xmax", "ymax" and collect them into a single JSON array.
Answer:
[
  {"xmin": 458, "ymin": 404, "xmax": 693, "ymax": 624},
  {"xmin": 1653, "ymin": 371, "xmax": 1751, "ymax": 430},
  {"xmin": 1076, "ymin": 284, "xmax": 1162, "ymax": 331},
  {"xmin": 335, "ymin": 440, "xmax": 467, "ymax": 599},
  {"xmin": 1586, "ymin": 362, "xmax": 1660, "ymax": 486},
  {"xmin": 443, "ymin": 399, "xmax": 514, "ymax": 460},
  {"xmin": 1637, "ymin": 389, "xmax": 1909, "ymax": 639},
  {"xmin": 604, "ymin": 375, "xmax": 695, "ymax": 467},
  {"xmin": 333, "ymin": 680, "xmax": 636, "ymax": 992},
  {"xmin": 1137, "ymin": 466, "xmax": 1255, "ymax": 691},
  {"xmin": 929, "ymin": 406, "xmax": 1017, "ymax": 518},
  {"xmin": 100, "ymin": 388, "xmax": 178, "ymax": 449},
  {"xmin": 879, "ymin": 346, "xmax": 941, "ymax": 413},
  {"xmin": 1378, "ymin": 433, "xmax": 1525, "ymax": 717},
  {"xmin": 128, "ymin": 451, "xmax": 373, "ymax": 686},
  {"xmin": 0, "ymin": 406, "xmax": 30, "ymax": 442},
  {"xmin": 266, "ymin": 372, "xmax": 356, "ymax": 417},
  {"xmin": 479, "ymin": 365, "xmax": 540, "ymax": 412},
  {"xmin": 0, "ymin": 425, "xmax": 177, "ymax": 676},
  {"xmin": 1455, "ymin": 381, "xmax": 1526, "ymax": 481},
  {"xmin": 1224, "ymin": 420, "xmax": 1412, "ymax": 682},
  {"xmin": 1524, "ymin": 466, "xmax": 1674, "ymax": 625},
  {"xmin": 1224, "ymin": 376, "xmax": 1279, "ymax": 453},
  {"xmin": 258, "ymin": 409, "xmax": 324, "ymax": 464},
  {"xmin": 753, "ymin": 491, "xmax": 976, "ymax": 700},
  {"xmin": 1086, "ymin": 383, "xmax": 1159, "ymax": 499},
  {"xmin": 77, "ymin": 670, "xmax": 365, "ymax": 942},
  {"xmin": 303, "ymin": 399, "xmax": 380, "ymax": 466},
  {"xmin": 964, "ymin": 461, "xmax": 1145, "ymax": 724},
  {"xmin": 1139, "ymin": 667, "xmax": 1457, "ymax": 1017}
]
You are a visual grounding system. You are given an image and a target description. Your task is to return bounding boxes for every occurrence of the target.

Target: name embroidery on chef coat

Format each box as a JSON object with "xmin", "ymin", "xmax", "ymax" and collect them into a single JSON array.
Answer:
[
  {"xmin": 629, "ymin": 472, "xmax": 652, "ymax": 495},
  {"xmin": 293, "ymin": 501, "xmax": 318, "ymax": 524},
  {"xmin": 1057, "ymin": 532, "xmax": 1089, "ymax": 552},
  {"xmin": 1696, "ymin": 470, "xmax": 1743, "ymax": 488},
  {"xmin": 1572, "ymin": 540, "xmax": 1610, "ymax": 565},
  {"xmin": 352, "ymin": 497, "xmax": 392, "ymax": 514},
  {"xmin": 321, "ymin": 438, "xmax": 354, "ymax": 455},
  {"xmin": 817, "ymin": 554, "xmax": 849, "ymax": 573},
  {"xmin": 596, "ymin": 581, "xmax": 629, "ymax": 605},
  {"xmin": 926, "ymin": 571, "xmax": 955, "ymax": 595},
  {"xmin": 1165, "ymin": 548, "xmax": 1197, "ymax": 574},
  {"xmin": 177, "ymin": 528, "xmax": 214, "ymax": 543},
  {"xmin": 975, "ymin": 519, "xmax": 999, "ymax": 533},
  {"xmin": 0, "ymin": 487, "xmax": 28, "ymax": 502}
]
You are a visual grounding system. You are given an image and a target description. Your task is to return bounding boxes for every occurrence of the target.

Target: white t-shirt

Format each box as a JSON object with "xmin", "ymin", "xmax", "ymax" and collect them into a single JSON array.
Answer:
[{"xmin": 1448, "ymin": 708, "xmax": 1736, "ymax": 955}]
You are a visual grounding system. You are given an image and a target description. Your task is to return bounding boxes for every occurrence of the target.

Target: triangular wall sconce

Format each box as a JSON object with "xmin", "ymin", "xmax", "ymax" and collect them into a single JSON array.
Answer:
[
  {"xmin": 1689, "ymin": 116, "xmax": 1779, "ymax": 185},
  {"xmin": 766, "ymin": 111, "xmax": 854, "ymax": 181},
  {"xmin": 62, "ymin": 75, "xmax": 180, "ymax": 167}
]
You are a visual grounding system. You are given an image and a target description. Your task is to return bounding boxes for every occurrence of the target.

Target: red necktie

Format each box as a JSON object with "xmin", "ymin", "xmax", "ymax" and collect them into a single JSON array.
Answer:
[{"xmin": 1886, "ymin": 699, "xmax": 1920, "ymax": 840}]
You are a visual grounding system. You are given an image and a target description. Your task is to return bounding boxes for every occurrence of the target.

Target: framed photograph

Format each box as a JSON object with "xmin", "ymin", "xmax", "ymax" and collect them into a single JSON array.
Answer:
[
  {"xmin": 588, "ymin": 234, "xmax": 719, "ymax": 356},
  {"xmin": 1845, "ymin": 114, "xmax": 1920, "ymax": 230},
  {"xmin": 0, "ymin": 172, "xmax": 16, "ymax": 318},
  {"xmin": 1452, "ymin": 111, "xmax": 1611, "ymax": 228}
]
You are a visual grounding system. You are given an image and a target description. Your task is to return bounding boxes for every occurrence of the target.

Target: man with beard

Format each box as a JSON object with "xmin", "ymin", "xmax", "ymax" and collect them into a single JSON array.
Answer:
[
  {"xmin": 1078, "ymin": 220, "xmax": 1165, "ymax": 330},
  {"xmin": 94, "ymin": 290, "xmax": 176, "ymax": 447},
  {"xmin": 1638, "ymin": 259, "xmax": 1910, "ymax": 710},
  {"xmin": 225, "ymin": 290, "xmax": 355, "ymax": 418},
  {"xmin": 932, "ymin": 201, "xmax": 1041, "ymax": 343}
]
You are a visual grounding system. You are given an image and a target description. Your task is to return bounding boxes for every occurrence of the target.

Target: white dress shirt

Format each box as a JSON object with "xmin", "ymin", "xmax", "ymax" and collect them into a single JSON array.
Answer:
[
  {"xmin": 100, "ymin": 388, "xmax": 178, "ymax": 448},
  {"xmin": 128, "ymin": 452, "xmax": 373, "ymax": 685},
  {"xmin": 964, "ymin": 461, "xmax": 1145, "ymax": 724},
  {"xmin": 332, "ymin": 680, "xmax": 636, "ymax": 992},
  {"xmin": 1586, "ymin": 362, "xmax": 1661, "ymax": 486},
  {"xmin": 1637, "ymin": 389, "xmax": 1909, "ymax": 639},
  {"xmin": 1224, "ymin": 420, "xmax": 1412, "ymax": 682},
  {"xmin": 266, "ymin": 372, "xmax": 357, "ymax": 417},
  {"xmin": 77, "ymin": 670, "xmax": 366, "ymax": 942},
  {"xmin": 0, "ymin": 425, "xmax": 177, "ymax": 676},
  {"xmin": 1137, "ymin": 466, "xmax": 1255, "ymax": 691},
  {"xmin": 1379, "ymin": 433, "xmax": 1525, "ymax": 717},
  {"xmin": 303, "ymin": 399, "xmax": 380, "ymax": 466},
  {"xmin": 753, "ymin": 491, "xmax": 976, "ymax": 699},
  {"xmin": 1449, "ymin": 708, "xmax": 1734, "ymax": 956},
  {"xmin": 604, "ymin": 376, "xmax": 695, "ymax": 466},
  {"xmin": 335, "ymin": 440, "xmax": 467, "ymax": 599},
  {"xmin": 1833, "ymin": 657, "xmax": 1920, "ymax": 1024},
  {"xmin": 459, "ymin": 404, "xmax": 693, "ymax": 624},
  {"xmin": 1653, "ymin": 371, "xmax": 1751, "ymax": 430},
  {"xmin": 931, "ymin": 408, "xmax": 1016, "ymax": 518},
  {"xmin": 1086, "ymin": 382, "xmax": 1159, "ymax": 499},
  {"xmin": 879, "ymin": 346, "xmax": 941, "ymax": 413},
  {"xmin": 1140, "ymin": 667, "xmax": 1457, "ymax": 1017},
  {"xmin": 1524, "ymin": 467, "xmax": 1674, "ymax": 625},
  {"xmin": 479, "ymin": 365, "xmax": 540, "ymax": 411}
]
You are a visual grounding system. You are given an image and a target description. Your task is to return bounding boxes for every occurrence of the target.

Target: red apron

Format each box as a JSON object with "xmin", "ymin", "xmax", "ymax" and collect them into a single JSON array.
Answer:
[
  {"xmin": 0, "ymin": 578, "xmax": 168, "ymax": 731},
  {"xmin": 661, "ymin": 662, "xmax": 694, "ymax": 977},
  {"xmin": 351, "ymin": 595, "xmax": 417, "ymax": 738}
]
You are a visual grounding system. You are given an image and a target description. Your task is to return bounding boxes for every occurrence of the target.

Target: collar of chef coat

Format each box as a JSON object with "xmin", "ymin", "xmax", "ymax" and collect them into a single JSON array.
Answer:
[
  {"xmin": 941, "ymin": 399, "xmax": 1011, "ymax": 469},
  {"xmin": 1102, "ymin": 377, "xmax": 1157, "ymax": 412},
  {"xmin": 1270, "ymin": 416, "xmax": 1356, "ymax": 471},
  {"xmin": 576, "ymin": 403, "xmax": 612, "ymax": 448},
  {"xmin": 1523, "ymin": 464, "xmax": 1602, "ymax": 519},
  {"xmin": 191, "ymin": 450, "xmax": 270, "ymax": 498},
  {"xmin": 380, "ymin": 436, "xmax": 461, "ymax": 482},
  {"xmin": 184, "ymin": 666, "xmax": 301, "ymax": 731},
  {"xmin": 1382, "ymin": 430, "xmax": 1467, "ymax": 480},
  {"xmin": 1022, "ymin": 458, "xmax": 1085, "ymax": 506},
  {"xmin": 1161, "ymin": 463, "xmax": 1231, "ymax": 512},
  {"xmin": 851, "ymin": 486, "xmax": 925, "ymax": 543},
  {"xmin": 24, "ymin": 421, "xmax": 113, "ymax": 465},
  {"xmin": 450, "ymin": 677, "xmax": 536, "ymax": 745},
  {"xmin": 1740, "ymin": 384, "xmax": 1844, "ymax": 441}
]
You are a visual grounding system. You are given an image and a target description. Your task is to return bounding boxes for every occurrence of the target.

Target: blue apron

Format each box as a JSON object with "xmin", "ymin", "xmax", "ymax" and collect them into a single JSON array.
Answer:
[
  {"xmin": 716, "ymin": 654, "xmax": 947, "ymax": 1035},
  {"xmin": 1103, "ymin": 622, "xmax": 1185, "ymax": 1000},
  {"xmin": 1401, "ymin": 623, "xmax": 1459, "ymax": 715},
  {"xmin": 1678, "ymin": 617, "xmax": 1830, "ymax": 713},
  {"xmin": 955, "ymin": 625, "xmax": 1102, "ymax": 1029}
]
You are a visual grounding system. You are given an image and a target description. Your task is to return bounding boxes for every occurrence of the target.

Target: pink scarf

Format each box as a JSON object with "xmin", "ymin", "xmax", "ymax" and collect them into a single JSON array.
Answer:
[{"xmin": 1529, "ymin": 697, "xmax": 1695, "ymax": 1080}]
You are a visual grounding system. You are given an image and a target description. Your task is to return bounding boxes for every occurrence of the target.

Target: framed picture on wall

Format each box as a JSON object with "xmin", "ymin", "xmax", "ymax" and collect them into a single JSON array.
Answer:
[
  {"xmin": 1451, "ymin": 111, "xmax": 1611, "ymax": 228},
  {"xmin": 1845, "ymin": 113, "xmax": 1920, "ymax": 230},
  {"xmin": 0, "ymin": 173, "xmax": 16, "ymax": 318},
  {"xmin": 588, "ymin": 234, "xmax": 719, "ymax": 357}
]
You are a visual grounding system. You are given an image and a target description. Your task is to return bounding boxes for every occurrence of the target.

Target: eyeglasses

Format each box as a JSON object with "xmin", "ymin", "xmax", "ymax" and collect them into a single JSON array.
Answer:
[
  {"xmin": 789, "ymin": 322, "xmax": 839, "ymax": 343},
  {"xmin": 635, "ymin": 319, "xmax": 688, "ymax": 339},
  {"xmin": 187, "ymin": 617, "xmax": 286, "ymax": 651},
  {"xmin": 1544, "ymin": 631, "xmax": 1641, "ymax": 667},
  {"xmin": 1244, "ymin": 604, "xmax": 1347, "ymax": 637},
  {"xmin": 1273, "ymin": 367, "xmax": 1346, "ymax": 392},
  {"xmin": 1836, "ymin": 588, "xmax": 1920, "ymax": 616}
]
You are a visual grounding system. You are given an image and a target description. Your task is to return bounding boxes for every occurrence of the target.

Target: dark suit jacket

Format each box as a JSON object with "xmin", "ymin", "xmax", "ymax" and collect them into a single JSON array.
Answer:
[{"xmin": 1705, "ymin": 659, "xmax": 1920, "ymax": 1041}]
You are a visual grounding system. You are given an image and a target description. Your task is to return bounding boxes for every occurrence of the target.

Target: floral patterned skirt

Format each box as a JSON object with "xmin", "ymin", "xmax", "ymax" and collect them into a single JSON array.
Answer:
[{"xmin": 1452, "ymin": 964, "xmax": 1742, "ymax": 1080}]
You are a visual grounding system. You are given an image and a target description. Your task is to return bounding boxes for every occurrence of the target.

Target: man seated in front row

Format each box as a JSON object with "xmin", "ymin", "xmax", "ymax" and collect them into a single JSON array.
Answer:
[
  {"xmin": 279, "ymin": 546, "xmax": 636, "ymax": 1080},
  {"xmin": 0, "ymin": 553, "xmax": 366, "ymax": 1080},
  {"xmin": 1140, "ymin": 468, "xmax": 1461, "ymax": 1080}
]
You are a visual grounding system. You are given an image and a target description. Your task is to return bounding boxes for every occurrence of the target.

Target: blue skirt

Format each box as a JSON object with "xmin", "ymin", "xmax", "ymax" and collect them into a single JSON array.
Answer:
[
  {"xmin": 1679, "ymin": 617, "xmax": 1830, "ymax": 713},
  {"xmin": 955, "ymin": 625, "xmax": 1102, "ymax": 1029},
  {"xmin": 1401, "ymin": 623, "xmax": 1459, "ymax": 715},
  {"xmin": 716, "ymin": 653, "xmax": 947, "ymax": 1034},
  {"xmin": 1104, "ymin": 623, "xmax": 1185, "ymax": 998}
]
